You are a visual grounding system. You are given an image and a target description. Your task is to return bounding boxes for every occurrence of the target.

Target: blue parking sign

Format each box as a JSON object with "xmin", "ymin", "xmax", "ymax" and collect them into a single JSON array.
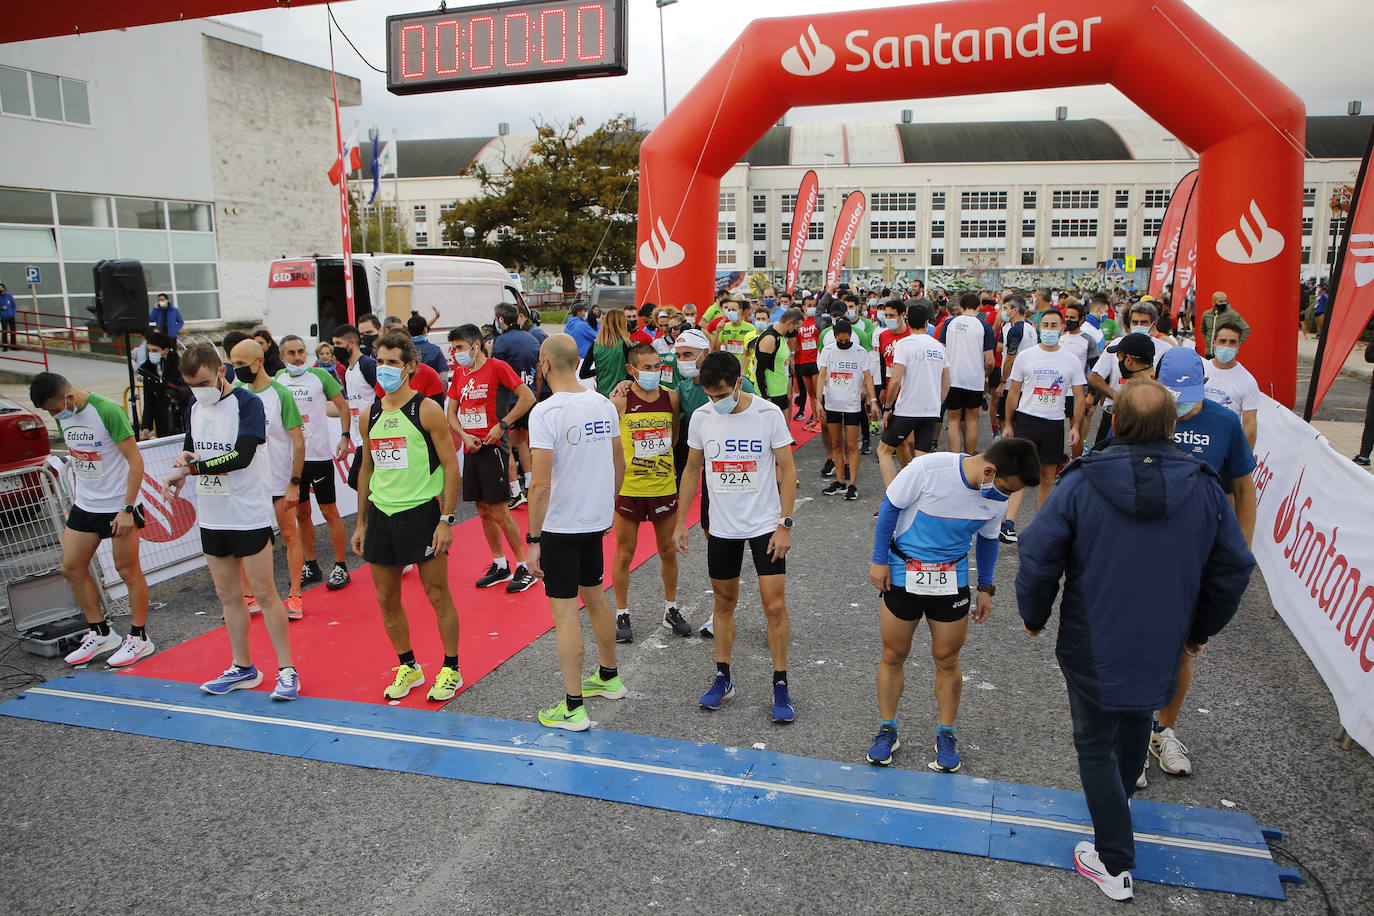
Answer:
[{"xmin": 24, "ymin": 266, "xmax": 40, "ymax": 284}]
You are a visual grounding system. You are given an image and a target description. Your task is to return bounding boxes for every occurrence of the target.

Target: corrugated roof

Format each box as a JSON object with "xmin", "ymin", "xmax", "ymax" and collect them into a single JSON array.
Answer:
[
  {"xmin": 896, "ymin": 119, "xmax": 1132, "ymax": 163},
  {"xmin": 359, "ymin": 137, "xmax": 496, "ymax": 179},
  {"xmin": 1305, "ymin": 116, "xmax": 1373, "ymax": 159},
  {"xmin": 744, "ymin": 126, "xmax": 791, "ymax": 167}
]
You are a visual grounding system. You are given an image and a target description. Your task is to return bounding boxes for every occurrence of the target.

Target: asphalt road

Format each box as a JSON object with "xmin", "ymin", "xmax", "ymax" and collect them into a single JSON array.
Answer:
[{"xmin": 0, "ymin": 413, "xmax": 1370, "ymax": 916}]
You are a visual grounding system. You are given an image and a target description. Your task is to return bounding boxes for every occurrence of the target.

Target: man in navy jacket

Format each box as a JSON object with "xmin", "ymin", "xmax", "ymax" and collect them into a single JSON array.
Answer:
[{"xmin": 1016, "ymin": 378, "xmax": 1253, "ymax": 902}]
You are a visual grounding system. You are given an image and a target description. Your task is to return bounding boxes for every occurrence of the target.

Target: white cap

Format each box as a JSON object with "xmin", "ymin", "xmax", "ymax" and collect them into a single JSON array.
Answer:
[{"xmin": 675, "ymin": 329, "xmax": 711, "ymax": 350}]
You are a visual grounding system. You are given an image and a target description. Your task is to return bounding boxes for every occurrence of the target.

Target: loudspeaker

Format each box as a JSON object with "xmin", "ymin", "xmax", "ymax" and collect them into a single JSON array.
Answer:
[{"xmin": 92, "ymin": 259, "xmax": 150, "ymax": 333}]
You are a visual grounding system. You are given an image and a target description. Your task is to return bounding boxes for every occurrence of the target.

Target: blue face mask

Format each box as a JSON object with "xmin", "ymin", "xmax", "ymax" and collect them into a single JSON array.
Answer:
[
  {"xmin": 455, "ymin": 349, "xmax": 475, "ymax": 369},
  {"xmin": 712, "ymin": 391, "xmax": 739, "ymax": 415},
  {"xmin": 376, "ymin": 365, "xmax": 405, "ymax": 393},
  {"xmin": 846, "ymin": 309, "xmax": 857, "ymax": 321},
  {"xmin": 882, "ymin": 317, "xmax": 898, "ymax": 330},
  {"xmin": 725, "ymin": 309, "xmax": 739, "ymax": 323},
  {"xmin": 764, "ymin": 298, "xmax": 776, "ymax": 307},
  {"xmin": 285, "ymin": 361, "xmax": 309, "ymax": 377},
  {"xmin": 1041, "ymin": 329, "xmax": 1060, "ymax": 347},
  {"xmin": 54, "ymin": 404, "xmax": 76, "ymax": 422},
  {"xmin": 1175, "ymin": 400, "xmax": 1199, "ymax": 418},
  {"xmin": 637, "ymin": 369, "xmax": 661, "ymax": 391},
  {"xmin": 753, "ymin": 319, "xmax": 770, "ymax": 332},
  {"xmin": 981, "ymin": 482, "xmax": 1011, "ymax": 503},
  {"xmin": 148, "ymin": 352, "xmax": 162, "ymax": 366},
  {"xmin": 1214, "ymin": 346, "xmax": 1238, "ymax": 364}
]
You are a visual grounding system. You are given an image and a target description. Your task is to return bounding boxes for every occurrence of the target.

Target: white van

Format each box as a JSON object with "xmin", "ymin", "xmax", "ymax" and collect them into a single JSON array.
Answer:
[{"xmin": 263, "ymin": 254, "xmax": 525, "ymax": 345}]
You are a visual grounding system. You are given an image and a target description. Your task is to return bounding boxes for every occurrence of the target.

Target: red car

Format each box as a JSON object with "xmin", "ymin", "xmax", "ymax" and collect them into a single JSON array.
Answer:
[{"xmin": 0, "ymin": 394, "xmax": 53, "ymax": 512}]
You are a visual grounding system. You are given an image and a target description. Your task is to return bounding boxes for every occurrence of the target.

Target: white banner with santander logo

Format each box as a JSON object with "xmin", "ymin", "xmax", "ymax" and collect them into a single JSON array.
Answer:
[
  {"xmin": 1251, "ymin": 397, "xmax": 1374, "ymax": 752},
  {"xmin": 92, "ymin": 417, "xmax": 358, "ymax": 598}
]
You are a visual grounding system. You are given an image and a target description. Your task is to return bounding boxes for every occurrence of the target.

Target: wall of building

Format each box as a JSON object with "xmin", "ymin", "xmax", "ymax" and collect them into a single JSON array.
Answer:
[{"xmin": 203, "ymin": 36, "xmax": 360, "ymax": 324}]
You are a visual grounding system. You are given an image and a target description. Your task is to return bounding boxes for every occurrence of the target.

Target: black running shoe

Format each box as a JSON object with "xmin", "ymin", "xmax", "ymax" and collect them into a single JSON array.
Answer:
[
  {"xmin": 476, "ymin": 562, "xmax": 514, "ymax": 588},
  {"xmin": 505, "ymin": 566, "xmax": 537, "ymax": 593},
  {"xmin": 845, "ymin": 485, "xmax": 859, "ymax": 501},
  {"xmin": 823, "ymin": 480, "xmax": 845, "ymax": 496},
  {"xmin": 793, "ymin": 409, "xmax": 805, "ymax": 421},
  {"xmin": 859, "ymin": 441, "xmax": 871, "ymax": 456},
  {"xmin": 821, "ymin": 459, "xmax": 835, "ymax": 478},
  {"xmin": 300, "ymin": 560, "xmax": 322, "ymax": 587},
  {"xmin": 326, "ymin": 564, "xmax": 350, "ymax": 590},
  {"xmin": 663, "ymin": 607, "xmax": 693, "ymax": 637},
  {"xmin": 616, "ymin": 613, "xmax": 633, "ymax": 643}
]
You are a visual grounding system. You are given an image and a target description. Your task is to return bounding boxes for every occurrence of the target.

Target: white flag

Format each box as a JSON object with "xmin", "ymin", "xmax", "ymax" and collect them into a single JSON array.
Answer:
[{"xmin": 377, "ymin": 140, "xmax": 398, "ymax": 178}]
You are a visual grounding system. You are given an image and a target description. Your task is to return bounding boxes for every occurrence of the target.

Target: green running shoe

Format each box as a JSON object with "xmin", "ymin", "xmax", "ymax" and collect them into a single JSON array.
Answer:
[
  {"xmin": 581, "ymin": 671, "xmax": 627, "ymax": 699},
  {"xmin": 538, "ymin": 699, "xmax": 591, "ymax": 731}
]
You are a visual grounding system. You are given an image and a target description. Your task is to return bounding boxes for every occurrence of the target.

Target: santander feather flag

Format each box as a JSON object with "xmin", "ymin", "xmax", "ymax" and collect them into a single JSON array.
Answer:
[
  {"xmin": 825, "ymin": 191, "xmax": 866, "ymax": 289},
  {"xmin": 328, "ymin": 123, "xmax": 361, "ymax": 186},
  {"xmin": 785, "ymin": 170, "xmax": 819, "ymax": 294},
  {"xmin": 1170, "ymin": 202, "xmax": 1200, "ymax": 321},
  {"xmin": 1308, "ymin": 123, "xmax": 1374, "ymax": 416},
  {"xmin": 1148, "ymin": 169, "xmax": 1198, "ymax": 302}
]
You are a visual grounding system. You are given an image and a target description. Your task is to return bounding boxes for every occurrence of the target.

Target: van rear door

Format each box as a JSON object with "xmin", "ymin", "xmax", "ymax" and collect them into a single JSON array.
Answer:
[
  {"xmin": 314, "ymin": 259, "xmax": 373, "ymax": 342},
  {"xmin": 265, "ymin": 259, "xmax": 318, "ymax": 343}
]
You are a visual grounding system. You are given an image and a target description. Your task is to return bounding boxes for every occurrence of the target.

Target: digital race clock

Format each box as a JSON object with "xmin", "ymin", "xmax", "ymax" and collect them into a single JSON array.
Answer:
[{"xmin": 386, "ymin": 0, "xmax": 628, "ymax": 95}]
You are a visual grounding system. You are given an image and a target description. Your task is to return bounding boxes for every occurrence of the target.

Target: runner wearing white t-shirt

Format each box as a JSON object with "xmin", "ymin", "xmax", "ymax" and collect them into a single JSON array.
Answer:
[
  {"xmin": 30, "ymin": 374, "xmax": 152, "ymax": 668},
  {"xmin": 1203, "ymin": 324, "xmax": 1259, "ymax": 448},
  {"xmin": 278, "ymin": 335, "xmax": 353, "ymax": 592},
  {"xmin": 676, "ymin": 352, "xmax": 799, "ymax": 723},
  {"xmin": 938, "ymin": 294, "xmax": 995, "ymax": 454},
  {"xmin": 332, "ymin": 324, "xmax": 376, "ymax": 494},
  {"xmin": 818, "ymin": 319, "xmax": 878, "ymax": 500},
  {"xmin": 1002, "ymin": 310, "xmax": 1087, "ymax": 540},
  {"xmin": 162, "ymin": 345, "xmax": 297, "ymax": 701},
  {"xmin": 230, "ymin": 339, "xmax": 306, "ymax": 619},
  {"xmin": 879, "ymin": 301, "xmax": 950, "ymax": 486},
  {"xmin": 1058, "ymin": 301, "xmax": 1100, "ymax": 457},
  {"xmin": 1124, "ymin": 302, "xmax": 1175, "ymax": 366},
  {"xmin": 527, "ymin": 335, "xmax": 626, "ymax": 732}
]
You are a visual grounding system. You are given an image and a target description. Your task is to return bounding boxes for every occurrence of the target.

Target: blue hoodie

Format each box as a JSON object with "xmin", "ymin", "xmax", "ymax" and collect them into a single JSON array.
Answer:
[
  {"xmin": 1016, "ymin": 440, "xmax": 1254, "ymax": 711},
  {"xmin": 565, "ymin": 313, "xmax": 597, "ymax": 358}
]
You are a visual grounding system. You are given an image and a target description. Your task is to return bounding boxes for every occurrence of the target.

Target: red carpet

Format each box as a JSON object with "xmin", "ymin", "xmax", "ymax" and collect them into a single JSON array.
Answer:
[{"xmin": 128, "ymin": 416, "xmax": 820, "ymax": 708}]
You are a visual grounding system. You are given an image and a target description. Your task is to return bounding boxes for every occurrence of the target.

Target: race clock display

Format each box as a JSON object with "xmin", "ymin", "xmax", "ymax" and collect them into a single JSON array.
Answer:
[{"xmin": 387, "ymin": 0, "xmax": 628, "ymax": 95}]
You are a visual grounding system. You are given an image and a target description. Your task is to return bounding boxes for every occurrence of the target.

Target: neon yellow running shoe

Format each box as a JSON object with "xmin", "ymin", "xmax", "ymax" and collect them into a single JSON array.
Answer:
[
  {"xmin": 538, "ymin": 699, "xmax": 590, "ymax": 731},
  {"xmin": 427, "ymin": 665, "xmax": 463, "ymax": 702},
  {"xmin": 580, "ymin": 671, "xmax": 627, "ymax": 699},
  {"xmin": 382, "ymin": 663, "xmax": 424, "ymax": 699}
]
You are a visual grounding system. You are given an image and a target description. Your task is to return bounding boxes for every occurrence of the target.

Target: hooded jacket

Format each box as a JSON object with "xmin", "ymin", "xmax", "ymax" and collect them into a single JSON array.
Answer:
[
  {"xmin": 564, "ymin": 314, "xmax": 598, "ymax": 358},
  {"xmin": 1016, "ymin": 439, "xmax": 1254, "ymax": 711}
]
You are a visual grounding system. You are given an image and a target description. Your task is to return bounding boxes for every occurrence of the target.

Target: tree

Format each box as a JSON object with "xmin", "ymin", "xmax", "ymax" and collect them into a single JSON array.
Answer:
[{"xmin": 441, "ymin": 116, "xmax": 640, "ymax": 291}]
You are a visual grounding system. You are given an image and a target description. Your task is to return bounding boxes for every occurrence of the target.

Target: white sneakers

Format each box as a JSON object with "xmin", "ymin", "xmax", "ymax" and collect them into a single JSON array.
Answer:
[
  {"xmin": 1074, "ymin": 841, "xmax": 1134, "ymax": 901},
  {"xmin": 108, "ymin": 634, "xmax": 155, "ymax": 668},
  {"xmin": 1150, "ymin": 727, "xmax": 1193, "ymax": 776},
  {"xmin": 64, "ymin": 628, "xmax": 155, "ymax": 667},
  {"xmin": 63, "ymin": 628, "xmax": 122, "ymax": 665}
]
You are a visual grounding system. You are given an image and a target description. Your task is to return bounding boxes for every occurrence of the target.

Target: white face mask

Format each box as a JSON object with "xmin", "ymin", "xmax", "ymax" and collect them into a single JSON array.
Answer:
[
  {"xmin": 192, "ymin": 384, "xmax": 222, "ymax": 406},
  {"xmin": 285, "ymin": 362, "xmax": 309, "ymax": 377}
]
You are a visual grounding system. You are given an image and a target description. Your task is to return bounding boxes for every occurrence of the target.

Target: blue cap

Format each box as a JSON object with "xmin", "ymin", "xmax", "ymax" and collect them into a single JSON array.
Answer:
[{"xmin": 1157, "ymin": 347, "xmax": 1206, "ymax": 403}]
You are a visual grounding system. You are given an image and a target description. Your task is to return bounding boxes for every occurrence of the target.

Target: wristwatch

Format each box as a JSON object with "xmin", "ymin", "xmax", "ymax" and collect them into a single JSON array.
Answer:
[
  {"xmin": 977, "ymin": 585, "xmax": 996, "ymax": 596},
  {"xmin": 525, "ymin": 532, "xmax": 541, "ymax": 544},
  {"xmin": 499, "ymin": 419, "xmax": 510, "ymax": 431},
  {"xmin": 778, "ymin": 517, "xmax": 793, "ymax": 530},
  {"xmin": 289, "ymin": 476, "xmax": 302, "ymax": 486},
  {"xmin": 439, "ymin": 514, "xmax": 457, "ymax": 525},
  {"xmin": 120, "ymin": 504, "xmax": 135, "ymax": 513}
]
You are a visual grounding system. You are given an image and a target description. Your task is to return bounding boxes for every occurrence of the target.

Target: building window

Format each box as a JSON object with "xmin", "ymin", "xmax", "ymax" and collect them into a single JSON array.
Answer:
[
  {"xmin": 1051, "ymin": 218, "xmax": 1097, "ymax": 238},
  {"xmin": 0, "ymin": 67, "xmax": 90, "ymax": 125},
  {"xmin": 780, "ymin": 193, "xmax": 825, "ymax": 212},
  {"xmin": 1021, "ymin": 219, "xmax": 1036, "ymax": 239},
  {"xmin": 439, "ymin": 203, "xmax": 454, "ymax": 215},
  {"xmin": 414, "ymin": 231, "xmax": 428, "ymax": 246},
  {"xmin": 1301, "ymin": 247, "xmax": 1311, "ymax": 265},
  {"xmin": 960, "ymin": 191, "xmax": 1008, "ymax": 210},
  {"xmin": 1302, "ymin": 216, "xmax": 1314, "ymax": 236},
  {"xmin": 1051, "ymin": 190, "xmax": 1099, "ymax": 209},
  {"xmin": 1021, "ymin": 250, "xmax": 1035, "ymax": 266},
  {"xmin": 1144, "ymin": 188, "xmax": 1171, "ymax": 209},
  {"xmin": 930, "ymin": 251, "xmax": 944, "ymax": 266},
  {"xmin": 931, "ymin": 219, "xmax": 944, "ymax": 239},
  {"xmin": 779, "ymin": 221, "xmax": 823, "ymax": 240},
  {"xmin": 752, "ymin": 223, "xmax": 766, "ymax": 241},
  {"xmin": 931, "ymin": 192, "xmax": 946, "ymax": 210},
  {"xmin": 872, "ymin": 192, "xmax": 917, "ymax": 211},
  {"xmin": 1113, "ymin": 218, "xmax": 1128, "ymax": 237},
  {"xmin": 870, "ymin": 220, "xmax": 917, "ymax": 251},
  {"xmin": 1112, "ymin": 246, "xmax": 1126, "ymax": 259},
  {"xmin": 1303, "ymin": 187, "xmax": 1317, "ymax": 207},
  {"xmin": 719, "ymin": 192, "xmax": 736, "ymax": 212},
  {"xmin": 752, "ymin": 194, "xmax": 767, "ymax": 214},
  {"xmin": 753, "ymin": 251, "xmax": 767, "ymax": 268},
  {"xmin": 1023, "ymin": 190, "xmax": 1037, "ymax": 210},
  {"xmin": 718, "ymin": 222, "xmax": 736, "ymax": 241},
  {"xmin": 1142, "ymin": 217, "xmax": 1164, "ymax": 237},
  {"xmin": 960, "ymin": 219, "xmax": 1006, "ymax": 238},
  {"xmin": 717, "ymin": 248, "xmax": 737, "ymax": 266},
  {"xmin": 413, "ymin": 204, "xmax": 426, "ymax": 221},
  {"xmin": 1115, "ymin": 189, "xmax": 1130, "ymax": 208}
]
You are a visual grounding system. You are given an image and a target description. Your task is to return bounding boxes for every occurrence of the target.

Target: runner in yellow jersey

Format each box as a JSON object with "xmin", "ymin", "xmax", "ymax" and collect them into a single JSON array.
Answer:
[
  {"xmin": 609, "ymin": 343, "xmax": 691, "ymax": 643},
  {"xmin": 715, "ymin": 308, "xmax": 759, "ymax": 380}
]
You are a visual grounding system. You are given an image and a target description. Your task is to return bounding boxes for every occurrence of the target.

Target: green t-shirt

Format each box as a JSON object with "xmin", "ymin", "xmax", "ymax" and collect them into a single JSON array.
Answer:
[
  {"xmin": 820, "ymin": 315, "xmax": 876, "ymax": 351},
  {"xmin": 716, "ymin": 321, "xmax": 759, "ymax": 378},
  {"xmin": 675, "ymin": 377, "xmax": 757, "ymax": 423},
  {"xmin": 590, "ymin": 341, "xmax": 630, "ymax": 397},
  {"xmin": 1099, "ymin": 318, "xmax": 1121, "ymax": 343}
]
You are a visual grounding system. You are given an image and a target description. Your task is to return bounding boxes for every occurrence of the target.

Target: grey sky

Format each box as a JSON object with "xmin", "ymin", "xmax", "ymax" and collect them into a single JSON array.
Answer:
[{"xmin": 221, "ymin": 0, "xmax": 1371, "ymax": 140}]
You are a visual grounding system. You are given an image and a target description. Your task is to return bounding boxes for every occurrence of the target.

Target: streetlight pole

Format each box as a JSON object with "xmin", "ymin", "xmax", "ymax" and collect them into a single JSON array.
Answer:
[{"xmin": 656, "ymin": 0, "xmax": 678, "ymax": 119}]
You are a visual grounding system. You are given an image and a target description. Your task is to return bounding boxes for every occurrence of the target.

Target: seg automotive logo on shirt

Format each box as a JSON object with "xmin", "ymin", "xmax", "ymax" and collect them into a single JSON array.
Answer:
[
  {"xmin": 784, "ymin": 12, "xmax": 1103, "ymax": 77},
  {"xmin": 566, "ymin": 418, "xmax": 616, "ymax": 445}
]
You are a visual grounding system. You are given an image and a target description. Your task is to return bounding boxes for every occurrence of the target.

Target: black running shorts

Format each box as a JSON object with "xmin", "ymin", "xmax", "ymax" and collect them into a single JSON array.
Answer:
[
  {"xmin": 541, "ymin": 530, "xmax": 604, "ymax": 599},
  {"xmin": 463, "ymin": 444, "xmax": 510, "ymax": 506},
  {"xmin": 299, "ymin": 459, "xmax": 338, "ymax": 506},
  {"xmin": 883, "ymin": 585, "xmax": 971, "ymax": 623},
  {"xmin": 363, "ymin": 498, "xmax": 440, "ymax": 568},
  {"xmin": 66, "ymin": 504, "xmax": 145, "ymax": 539},
  {"xmin": 881, "ymin": 415, "xmax": 939, "ymax": 452},
  {"xmin": 201, "ymin": 526, "xmax": 273, "ymax": 559},
  {"xmin": 944, "ymin": 387, "xmax": 985, "ymax": 412},
  {"xmin": 707, "ymin": 532, "xmax": 785, "ymax": 580},
  {"xmin": 1012, "ymin": 411, "xmax": 1066, "ymax": 467}
]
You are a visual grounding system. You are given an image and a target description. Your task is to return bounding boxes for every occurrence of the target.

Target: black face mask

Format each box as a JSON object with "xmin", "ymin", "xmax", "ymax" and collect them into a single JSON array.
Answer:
[
  {"xmin": 361, "ymin": 332, "xmax": 379, "ymax": 346},
  {"xmin": 627, "ymin": 319, "xmax": 638, "ymax": 331},
  {"xmin": 1118, "ymin": 360, "xmax": 1140, "ymax": 378},
  {"xmin": 785, "ymin": 328, "xmax": 798, "ymax": 338},
  {"xmin": 1065, "ymin": 320, "xmax": 1080, "ymax": 331},
  {"xmin": 837, "ymin": 339, "xmax": 853, "ymax": 350},
  {"xmin": 233, "ymin": 364, "xmax": 257, "ymax": 384},
  {"xmin": 332, "ymin": 345, "xmax": 351, "ymax": 365},
  {"xmin": 1215, "ymin": 301, "xmax": 1230, "ymax": 311}
]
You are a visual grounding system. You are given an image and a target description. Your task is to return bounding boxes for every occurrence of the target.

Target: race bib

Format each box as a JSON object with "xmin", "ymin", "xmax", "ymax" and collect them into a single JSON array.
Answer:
[
  {"xmin": 632, "ymin": 427, "xmax": 671, "ymax": 458},
  {"xmin": 723, "ymin": 341, "xmax": 745, "ymax": 355},
  {"xmin": 371, "ymin": 436, "xmax": 408, "ymax": 469},
  {"xmin": 458, "ymin": 408, "xmax": 488, "ymax": 430},
  {"xmin": 1032, "ymin": 386, "xmax": 1065, "ymax": 411},
  {"xmin": 801, "ymin": 339, "xmax": 817, "ymax": 352},
  {"xmin": 711, "ymin": 460, "xmax": 759, "ymax": 493},
  {"xmin": 904, "ymin": 560, "xmax": 957, "ymax": 596},
  {"xmin": 830, "ymin": 371, "xmax": 854, "ymax": 390},
  {"xmin": 69, "ymin": 447, "xmax": 101, "ymax": 480},
  {"xmin": 660, "ymin": 368, "xmax": 676, "ymax": 385},
  {"xmin": 196, "ymin": 474, "xmax": 232, "ymax": 497}
]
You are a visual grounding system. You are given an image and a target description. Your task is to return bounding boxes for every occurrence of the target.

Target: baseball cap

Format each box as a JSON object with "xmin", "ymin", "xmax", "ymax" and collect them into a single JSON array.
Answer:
[
  {"xmin": 675, "ymin": 329, "xmax": 711, "ymax": 350},
  {"xmin": 1157, "ymin": 347, "xmax": 1205, "ymax": 402},
  {"xmin": 1106, "ymin": 332, "xmax": 1155, "ymax": 363}
]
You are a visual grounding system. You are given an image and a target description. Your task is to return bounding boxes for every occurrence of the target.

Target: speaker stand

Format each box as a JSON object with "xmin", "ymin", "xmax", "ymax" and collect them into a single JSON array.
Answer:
[{"xmin": 123, "ymin": 332, "xmax": 141, "ymax": 432}]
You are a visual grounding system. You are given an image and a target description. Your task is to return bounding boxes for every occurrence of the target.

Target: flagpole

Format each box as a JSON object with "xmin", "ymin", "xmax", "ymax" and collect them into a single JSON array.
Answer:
[
  {"xmin": 1304, "ymin": 120, "xmax": 1374, "ymax": 420},
  {"xmin": 393, "ymin": 127, "xmax": 401, "ymax": 252},
  {"xmin": 326, "ymin": 13, "xmax": 355, "ymax": 324}
]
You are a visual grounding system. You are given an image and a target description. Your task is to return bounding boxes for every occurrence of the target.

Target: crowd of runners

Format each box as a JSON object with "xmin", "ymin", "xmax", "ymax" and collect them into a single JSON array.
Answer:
[{"xmin": 32, "ymin": 279, "xmax": 1261, "ymax": 901}]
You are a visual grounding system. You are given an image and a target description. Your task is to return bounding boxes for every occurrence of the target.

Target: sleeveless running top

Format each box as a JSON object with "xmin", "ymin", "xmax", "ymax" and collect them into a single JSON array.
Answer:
[
  {"xmin": 619, "ymin": 386, "xmax": 676, "ymax": 498},
  {"xmin": 755, "ymin": 327, "xmax": 791, "ymax": 398},
  {"xmin": 365, "ymin": 394, "xmax": 442, "ymax": 515}
]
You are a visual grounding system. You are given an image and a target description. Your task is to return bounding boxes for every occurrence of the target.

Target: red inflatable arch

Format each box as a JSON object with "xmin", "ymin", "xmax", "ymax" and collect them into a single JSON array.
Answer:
[{"xmin": 635, "ymin": 0, "xmax": 1304, "ymax": 403}]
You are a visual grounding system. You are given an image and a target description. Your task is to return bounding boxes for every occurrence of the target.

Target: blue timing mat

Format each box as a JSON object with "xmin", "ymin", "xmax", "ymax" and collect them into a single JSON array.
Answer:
[{"xmin": 1, "ymin": 672, "xmax": 1297, "ymax": 899}]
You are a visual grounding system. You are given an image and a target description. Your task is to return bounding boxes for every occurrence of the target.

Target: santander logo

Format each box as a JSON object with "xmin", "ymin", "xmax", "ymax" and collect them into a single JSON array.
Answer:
[
  {"xmin": 1348, "ymin": 233, "xmax": 1374, "ymax": 288},
  {"xmin": 781, "ymin": 24, "xmax": 836, "ymax": 77},
  {"xmin": 1216, "ymin": 200, "xmax": 1285, "ymax": 265},
  {"xmin": 638, "ymin": 217, "xmax": 686, "ymax": 271}
]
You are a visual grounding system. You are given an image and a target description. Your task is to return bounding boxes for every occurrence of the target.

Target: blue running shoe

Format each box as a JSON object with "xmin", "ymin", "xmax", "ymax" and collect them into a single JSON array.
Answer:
[
  {"xmin": 699, "ymin": 674, "xmax": 735, "ymax": 710},
  {"xmin": 867, "ymin": 725, "xmax": 901, "ymax": 766},
  {"xmin": 771, "ymin": 682, "xmax": 795, "ymax": 723},
  {"xmin": 930, "ymin": 731, "xmax": 961, "ymax": 772},
  {"xmin": 271, "ymin": 667, "xmax": 300, "ymax": 701},
  {"xmin": 201, "ymin": 664, "xmax": 262, "ymax": 695}
]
